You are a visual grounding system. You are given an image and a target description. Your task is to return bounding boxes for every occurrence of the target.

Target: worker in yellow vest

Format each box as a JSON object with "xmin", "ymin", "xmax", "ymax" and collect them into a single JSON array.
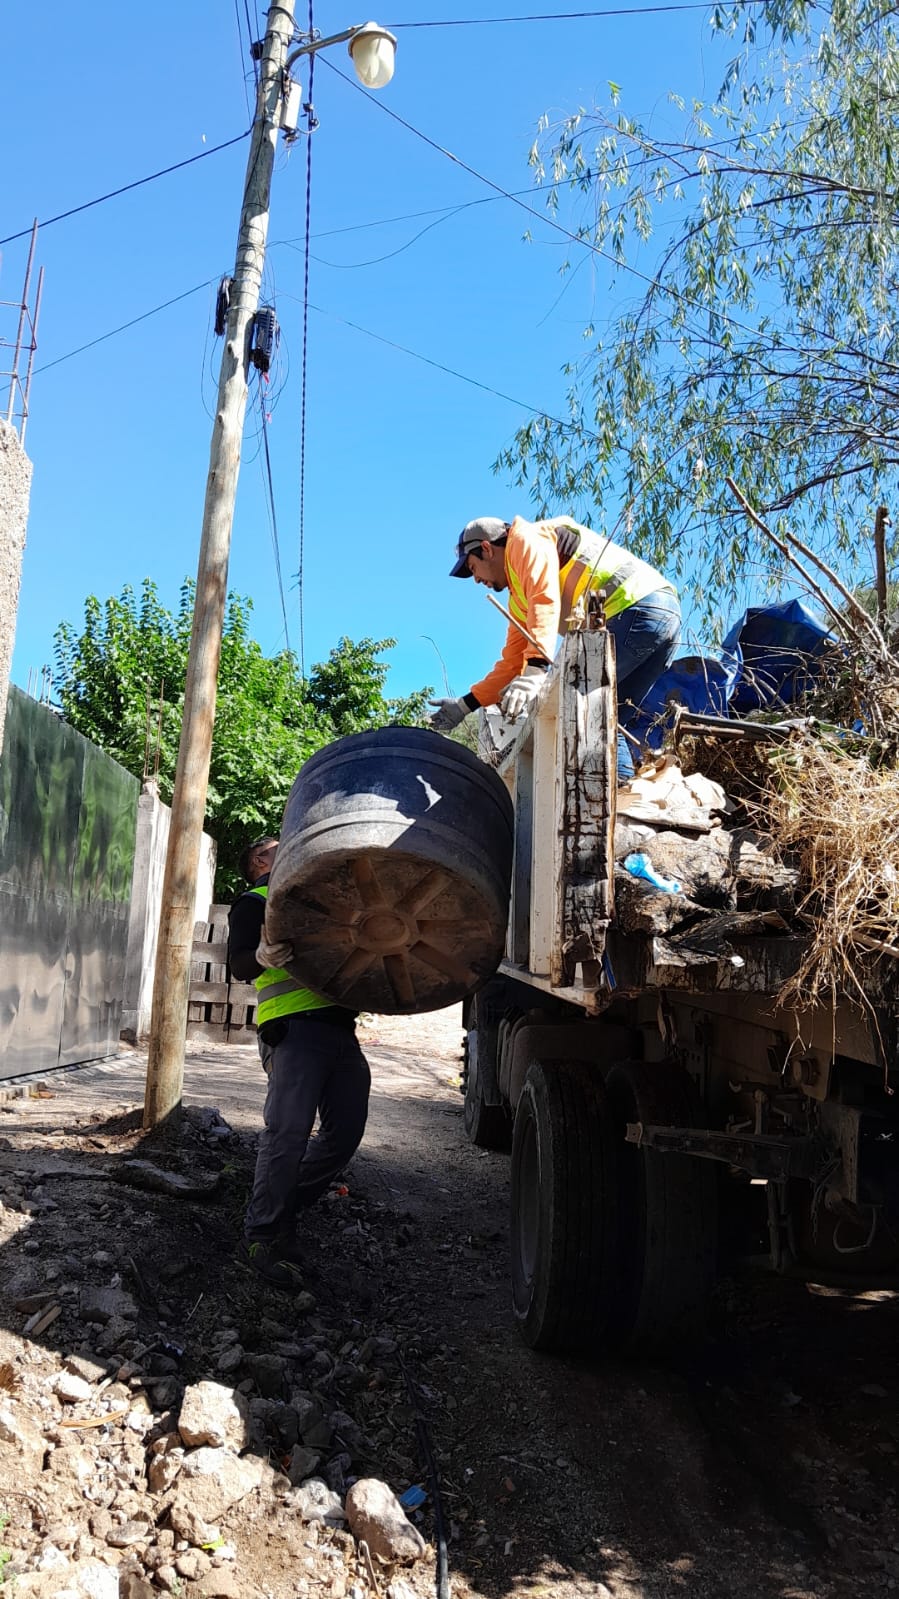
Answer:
[
  {"xmin": 227, "ymin": 835, "xmax": 371, "ymax": 1289},
  {"xmin": 429, "ymin": 515, "xmax": 680, "ymax": 778}
]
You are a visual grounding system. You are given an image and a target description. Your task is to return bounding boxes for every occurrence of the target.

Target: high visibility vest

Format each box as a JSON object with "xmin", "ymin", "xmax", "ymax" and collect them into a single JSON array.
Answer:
[
  {"xmin": 506, "ymin": 516, "xmax": 674, "ymax": 629},
  {"xmin": 249, "ymin": 885, "xmax": 333, "ymax": 1025}
]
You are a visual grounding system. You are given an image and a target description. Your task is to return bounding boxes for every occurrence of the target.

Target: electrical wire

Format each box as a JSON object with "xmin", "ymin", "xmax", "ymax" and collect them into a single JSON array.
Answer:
[
  {"xmin": 0, "ymin": 129, "xmax": 251, "ymax": 248},
  {"xmin": 233, "ymin": 0, "xmax": 253, "ymax": 120},
  {"xmin": 258, "ymin": 380, "xmax": 293, "ymax": 653},
  {"xmin": 295, "ymin": 297, "xmax": 582, "ymax": 429},
  {"xmin": 244, "ymin": 0, "xmax": 261, "ymax": 84},
  {"xmin": 321, "ymin": 58, "xmax": 798, "ymax": 350},
  {"xmin": 296, "ymin": 0, "xmax": 317, "ymax": 680},
  {"xmin": 389, "ymin": 2, "xmax": 763, "ymax": 23},
  {"xmin": 33, "ymin": 277, "xmax": 219, "ymax": 374}
]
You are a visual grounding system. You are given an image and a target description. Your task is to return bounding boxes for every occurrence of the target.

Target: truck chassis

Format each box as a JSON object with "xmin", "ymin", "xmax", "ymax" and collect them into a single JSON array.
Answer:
[{"xmin": 462, "ymin": 623, "xmax": 899, "ymax": 1352}]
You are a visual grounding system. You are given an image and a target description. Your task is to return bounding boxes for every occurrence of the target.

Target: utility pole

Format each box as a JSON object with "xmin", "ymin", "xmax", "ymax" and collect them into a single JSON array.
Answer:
[{"xmin": 143, "ymin": 0, "xmax": 297, "ymax": 1127}]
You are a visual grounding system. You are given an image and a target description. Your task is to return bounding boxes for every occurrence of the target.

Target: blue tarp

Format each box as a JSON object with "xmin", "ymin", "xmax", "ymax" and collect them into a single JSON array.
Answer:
[
  {"xmin": 723, "ymin": 599, "xmax": 837, "ymax": 714},
  {"xmin": 632, "ymin": 599, "xmax": 837, "ymax": 749}
]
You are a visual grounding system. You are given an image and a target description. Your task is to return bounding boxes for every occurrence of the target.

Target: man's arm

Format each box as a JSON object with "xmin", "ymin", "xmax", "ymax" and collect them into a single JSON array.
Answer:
[
  {"xmin": 468, "ymin": 621, "xmax": 528, "ymax": 708},
  {"xmin": 227, "ymin": 893, "xmax": 265, "ymax": 982}
]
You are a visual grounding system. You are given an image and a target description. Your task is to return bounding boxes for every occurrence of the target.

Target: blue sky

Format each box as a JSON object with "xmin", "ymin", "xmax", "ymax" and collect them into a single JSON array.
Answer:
[{"xmin": 3, "ymin": 1, "xmax": 744, "ymax": 704}]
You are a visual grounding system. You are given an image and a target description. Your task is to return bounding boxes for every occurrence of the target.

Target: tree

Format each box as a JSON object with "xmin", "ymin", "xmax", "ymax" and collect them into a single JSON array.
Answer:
[
  {"xmin": 497, "ymin": 0, "xmax": 899, "ymax": 628},
  {"xmin": 53, "ymin": 580, "xmax": 431, "ymax": 896}
]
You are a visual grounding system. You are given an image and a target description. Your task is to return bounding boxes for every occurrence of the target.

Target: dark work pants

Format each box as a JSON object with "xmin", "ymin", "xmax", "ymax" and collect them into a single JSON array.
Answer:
[{"xmin": 245, "ymin": 1014, "xmax": 371, "ymax": 1243}]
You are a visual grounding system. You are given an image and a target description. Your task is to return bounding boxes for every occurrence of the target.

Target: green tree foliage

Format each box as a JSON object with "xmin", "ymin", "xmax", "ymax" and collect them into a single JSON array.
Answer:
[
  {"xmin": 497, "ymin": 0, "xmax": 899, "ymax": 626},
  {"xmin": 53, "ymin": 580, "xmax": 431, "ymax": 896}
]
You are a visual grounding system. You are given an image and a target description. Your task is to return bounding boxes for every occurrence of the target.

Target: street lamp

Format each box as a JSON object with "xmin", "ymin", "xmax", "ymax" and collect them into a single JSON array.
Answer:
[
  {"xmin": 143, "ymin": 4, "xmax": 399, "ymax": 1127},
  {"xmin": 348, "ymin": 22, "xmax": 397, "ymax": 88},
  {"xmin": 281, "ymin": 22, "xmax": 397, "ymax": 139}
]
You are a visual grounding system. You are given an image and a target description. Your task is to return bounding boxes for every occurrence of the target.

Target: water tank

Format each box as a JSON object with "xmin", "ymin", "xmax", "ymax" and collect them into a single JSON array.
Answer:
[{"xmin": 265, "ymin": 727, "xmax": 514, "ymax": 1014}]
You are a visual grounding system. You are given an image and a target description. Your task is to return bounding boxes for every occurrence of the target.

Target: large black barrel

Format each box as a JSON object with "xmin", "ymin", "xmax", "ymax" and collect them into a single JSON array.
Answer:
[{"xmin": 265, "ymin": 727, "xmax": 514, "ymax": 1014}]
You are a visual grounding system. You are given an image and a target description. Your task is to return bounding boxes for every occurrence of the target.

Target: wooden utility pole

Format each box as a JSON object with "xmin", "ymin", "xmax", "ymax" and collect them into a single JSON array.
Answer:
[{"xmin": 143, "ymin": 0, "xmax": 298, "ymax": 1127}]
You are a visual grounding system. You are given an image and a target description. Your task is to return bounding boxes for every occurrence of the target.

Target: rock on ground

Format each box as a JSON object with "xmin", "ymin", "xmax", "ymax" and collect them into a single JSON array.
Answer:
[
  {"xmin": 345, "ymin": 1478, "xmax": 428, "ymax": 1564},
  {"xmin": 178, "ymin": 1380, "xmax": 250, "ymax": 1451}
]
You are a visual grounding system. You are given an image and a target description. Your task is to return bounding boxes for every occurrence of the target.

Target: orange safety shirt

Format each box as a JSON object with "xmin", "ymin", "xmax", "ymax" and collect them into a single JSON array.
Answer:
[{"xmin": 469, "ymin": 516, "xmax": 672, "ymax": 707}]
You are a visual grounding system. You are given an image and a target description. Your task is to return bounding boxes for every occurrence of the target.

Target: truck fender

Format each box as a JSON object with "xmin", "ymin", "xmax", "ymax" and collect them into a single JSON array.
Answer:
[{"xmin": 504, "ymin": 1020, "xmax": 639, "ymax": 1113}]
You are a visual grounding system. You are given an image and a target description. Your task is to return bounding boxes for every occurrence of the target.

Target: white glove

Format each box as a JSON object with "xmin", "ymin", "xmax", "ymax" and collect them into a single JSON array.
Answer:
[
  {"xmin": 500, "ymin": 664, "xmax": 547, "ymax": 720},
  {"xmin": 428, "ymin": 697, "xmax": 471, "ymax": 732},
  {"xmin": 256, "ymin": 935, "xmax": 295, "ymax": 971}
]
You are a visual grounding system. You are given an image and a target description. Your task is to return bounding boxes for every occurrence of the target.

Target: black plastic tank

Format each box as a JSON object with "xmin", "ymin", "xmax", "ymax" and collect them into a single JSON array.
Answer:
[{"xmin": 265, "ymin": 727, "xmax": 514, "ymax": 1014}]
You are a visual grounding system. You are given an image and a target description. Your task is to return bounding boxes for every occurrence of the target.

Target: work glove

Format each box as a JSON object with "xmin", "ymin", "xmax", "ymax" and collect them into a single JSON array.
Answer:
[
  {"xmin": 500, "ymin": 663, "xmax": 547, "ymax": 721},
  {"xmin": 428, "ymin": 697, "xmax": 471, "ymax": 733},
  {"xmin": 256, "ymin": 935, "xmax": 295, "ymax": 971}
]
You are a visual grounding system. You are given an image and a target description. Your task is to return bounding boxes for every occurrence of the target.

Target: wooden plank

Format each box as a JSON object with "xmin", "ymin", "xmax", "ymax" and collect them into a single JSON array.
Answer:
[
  {"xmin": 192, "ymin": 939, "xmax": 228, "ymax": 963},
  {"xmin": 229, "ymin": 981, "xmax": 257, "ymax": 1003},
  {"xmin": 189, "ymin": 982, "xmax": 229, "ymax": 1003}
]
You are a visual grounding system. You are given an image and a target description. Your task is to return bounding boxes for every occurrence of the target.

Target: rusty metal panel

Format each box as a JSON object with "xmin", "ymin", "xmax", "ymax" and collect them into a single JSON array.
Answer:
[
  {"xmin": 0, "ymin": 688, "xmax": 138, "ymax": 1079},
  {"xmin": 59, "ymin": 731, "xmax": 138, "ymax": 1068}
]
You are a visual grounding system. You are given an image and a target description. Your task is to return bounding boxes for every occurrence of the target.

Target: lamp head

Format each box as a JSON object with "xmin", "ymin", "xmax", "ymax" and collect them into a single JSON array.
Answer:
[{"xmin": 348, "ymin": 21, "xmax": 397, "ymax": 89}]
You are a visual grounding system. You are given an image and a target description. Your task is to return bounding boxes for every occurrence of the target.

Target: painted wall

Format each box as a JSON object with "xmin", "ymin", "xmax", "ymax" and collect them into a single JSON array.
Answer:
[{"xmin": 121, "ymin": 781, "xmax": 217, "ymax": 1042}]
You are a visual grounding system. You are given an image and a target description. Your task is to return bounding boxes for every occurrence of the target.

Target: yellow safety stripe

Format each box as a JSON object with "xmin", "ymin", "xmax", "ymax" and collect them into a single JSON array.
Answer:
[{"xmin": 248, "ymin": 886, "xmax": 333, "ymax": 1021}]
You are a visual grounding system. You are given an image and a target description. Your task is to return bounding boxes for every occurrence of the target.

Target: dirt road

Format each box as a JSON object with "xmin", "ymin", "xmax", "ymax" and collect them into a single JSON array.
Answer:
[{"xmin": 0, "ymin": 1012, "xmax": 896, "ymax": 1598}]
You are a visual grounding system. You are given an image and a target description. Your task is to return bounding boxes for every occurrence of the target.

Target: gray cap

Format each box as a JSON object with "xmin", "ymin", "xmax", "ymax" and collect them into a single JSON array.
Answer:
[{"xmin": 449, "ymin": 517, "xmax": 508, "ymax": 578}]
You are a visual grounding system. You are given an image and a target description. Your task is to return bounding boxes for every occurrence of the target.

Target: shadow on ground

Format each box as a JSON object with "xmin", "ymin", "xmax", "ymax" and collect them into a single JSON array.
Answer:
[{"xmin": 0, "ymin": 1018, "xmax": 895, "ymax": 1599}]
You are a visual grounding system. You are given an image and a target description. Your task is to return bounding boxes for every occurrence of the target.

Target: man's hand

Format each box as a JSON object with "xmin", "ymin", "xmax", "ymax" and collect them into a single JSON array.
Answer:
[
  {"xmin": 500, "ymin": 663, "xmax": 547, "ymax": 720},
  {"xmin": 428, "ymin": 697, "xmax": 471, "ymax": 732},
  {"xmin": 256, "ymin": 935, "xmax": 295, "ymax": 971}
]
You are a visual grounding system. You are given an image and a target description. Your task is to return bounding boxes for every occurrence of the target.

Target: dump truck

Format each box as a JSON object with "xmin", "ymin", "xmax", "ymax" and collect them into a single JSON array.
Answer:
[{"xmin": 460, "ymin": 618, "xmax": 899, "ymax": 1352}]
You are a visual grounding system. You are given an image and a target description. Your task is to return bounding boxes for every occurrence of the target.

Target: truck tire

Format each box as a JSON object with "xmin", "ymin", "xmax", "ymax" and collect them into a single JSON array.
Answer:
[
  {"xmin": 463, "ymin": 1029, "xmax": 512, "ymax": 1150},
  {"xmin": 510, "ymin": 1058, "xmax": 618, "ymax": 1352},
  {"xmin": 604, "ymin": 1061, "xmax": 717, "ymax": 1352}
]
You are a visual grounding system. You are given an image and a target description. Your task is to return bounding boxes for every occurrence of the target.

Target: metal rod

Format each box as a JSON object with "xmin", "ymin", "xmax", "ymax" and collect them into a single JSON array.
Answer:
[
  {"xmin": 285, "ymin": 24, "xmax": 357, "ymax": 68},
  {"xmin": 6, "ymin": 219, "xmax": 37, "ymax": 424},
  {"xmin": 20, "ymin": 264, "xmax": 43, "ymax": 447},
  {"xmin": 484, "ymin": 590, "xmax": 546, "ymax": 655}
]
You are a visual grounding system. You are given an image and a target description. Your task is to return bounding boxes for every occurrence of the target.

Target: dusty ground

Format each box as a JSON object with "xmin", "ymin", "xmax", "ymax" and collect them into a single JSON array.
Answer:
[{"xmin": 0, "ymin": 1011, "xmax": 896, "ymax": 1598}]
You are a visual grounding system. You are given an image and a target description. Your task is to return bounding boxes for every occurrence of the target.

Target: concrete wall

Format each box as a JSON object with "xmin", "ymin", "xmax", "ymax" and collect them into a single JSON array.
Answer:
[
  {"xmin": 0, "ymin": 421, "xmax": 32, "ymax": 756},
  {"xmin": 121, "ymin": 780, "xmax": 217, "ymax": 1041}
]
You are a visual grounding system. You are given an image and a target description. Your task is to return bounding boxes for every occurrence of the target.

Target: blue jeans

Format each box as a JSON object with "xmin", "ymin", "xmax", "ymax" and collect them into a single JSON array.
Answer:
[{"xmin": 606, "ymin": 588, "xmax": 681, "ymax": 781}]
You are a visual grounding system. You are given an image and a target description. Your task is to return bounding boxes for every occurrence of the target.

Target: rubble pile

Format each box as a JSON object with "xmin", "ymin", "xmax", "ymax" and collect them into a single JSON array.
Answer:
[{"xmin": 0, "ymin": 1102, "xmax": 441, "ymax": 1599}]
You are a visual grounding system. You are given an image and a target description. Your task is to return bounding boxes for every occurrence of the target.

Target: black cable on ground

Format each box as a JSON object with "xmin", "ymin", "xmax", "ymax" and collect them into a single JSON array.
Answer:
[{"xmin": 397, "ymin": 1351, "xmax": 451, "ymax": 1599}]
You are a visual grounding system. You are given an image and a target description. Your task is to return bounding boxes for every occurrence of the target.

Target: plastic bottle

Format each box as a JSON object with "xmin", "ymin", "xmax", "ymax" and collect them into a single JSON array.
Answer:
[{"xmin": 623, "ymin": 851, "xmax": 682, "ymax": 894}]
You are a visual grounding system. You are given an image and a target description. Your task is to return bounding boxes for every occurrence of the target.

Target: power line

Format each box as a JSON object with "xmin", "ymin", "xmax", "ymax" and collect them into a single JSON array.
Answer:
[
  {"xmin": 322, "ymin": 57, "xmax": 782, "ymax": 352},
  {"xmin": 233, "ymin": 0, "xmax": 253, "ymax": 120},
  {"xmin": 296, "ymin": 0, "xmax": 317, "ymax": 681},
  {"xmin": 0, "ymin": 129, "xmax": 251, "ymax": 248},
  {"xmin": 258, "ymin": 382, "xmax": 293, "ymax": 652},
  {"xmin": 301, "ymin": 299, "xmax": 581, "ymax": 430},
  {"xmin": 33, "ymin": 278, "xmax": 219, "ymax": 374},
  {"xmin": 389, "ymin": 2, "xmax": 764, "ymax": 24}
]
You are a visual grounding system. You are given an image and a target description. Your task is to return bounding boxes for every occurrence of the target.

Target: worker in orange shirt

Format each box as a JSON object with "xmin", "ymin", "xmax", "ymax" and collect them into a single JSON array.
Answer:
[{"xmin": 429, "ymin": 515, "xmax": 680, "ymax": 778}]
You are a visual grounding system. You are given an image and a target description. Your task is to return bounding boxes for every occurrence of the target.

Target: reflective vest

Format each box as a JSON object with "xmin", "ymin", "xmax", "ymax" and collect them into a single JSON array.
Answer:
[
  {"xmin": 249, "ymin": 885, "xmax": 332, "ymax": 1025},
  {"xmin": 506, "ymin": 515, "xmax": 674, "ymax": 629}
]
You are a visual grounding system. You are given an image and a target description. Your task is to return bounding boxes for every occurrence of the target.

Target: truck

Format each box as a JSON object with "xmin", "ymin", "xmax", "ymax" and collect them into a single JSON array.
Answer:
[{"xmin": 460, "ymin": 617, "xmax": 899, "ymax": 1353}]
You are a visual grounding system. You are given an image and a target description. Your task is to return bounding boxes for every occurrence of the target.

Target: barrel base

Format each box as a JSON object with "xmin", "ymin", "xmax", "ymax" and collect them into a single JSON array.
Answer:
[{"xmin": 266, "ymin": 847, "xmax": 506, "ymax": 1014}]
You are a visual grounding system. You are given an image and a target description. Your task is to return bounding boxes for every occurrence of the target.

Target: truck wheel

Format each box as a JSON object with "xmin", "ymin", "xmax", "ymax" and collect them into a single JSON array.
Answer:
[
  {"xmin": 605, "ymin": 1061, "xmax": 717, "ymax": 1352},
  {"xmin": 463, "ymin": 1029, "xmax": 511, "ymax": 1150},
  {"xmin": 510, "ymin": 1059, "xmax": 618, "ymax": 1352}
]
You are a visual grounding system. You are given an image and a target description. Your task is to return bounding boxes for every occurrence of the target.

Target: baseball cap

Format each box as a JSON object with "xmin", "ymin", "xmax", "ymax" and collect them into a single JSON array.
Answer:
[{"xmin": 449, "ymin": 517, "xmax": 508, "ymax": 578}]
